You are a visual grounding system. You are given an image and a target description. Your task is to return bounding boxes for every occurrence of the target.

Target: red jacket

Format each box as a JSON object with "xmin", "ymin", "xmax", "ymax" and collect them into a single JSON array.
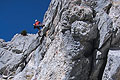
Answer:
[{"xmin": 34, "ymin": 21, "xmax": 41, "ymax": 26}]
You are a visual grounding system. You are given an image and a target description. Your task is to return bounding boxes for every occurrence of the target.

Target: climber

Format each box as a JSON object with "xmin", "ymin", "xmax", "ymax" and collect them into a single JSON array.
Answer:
[
  {"xmin": 33, "ymin": 19, "xmax": 45, "ymax": 36},
  {"xmin": 33, "ymin": 19, "xmax": 45, "ymax": 30}
]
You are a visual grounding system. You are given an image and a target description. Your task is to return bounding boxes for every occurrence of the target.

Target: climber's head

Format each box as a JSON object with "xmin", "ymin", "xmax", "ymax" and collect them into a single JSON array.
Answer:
[{"xmin": 35, "ymin": 19, "xmax": 38, "ymax": 22}]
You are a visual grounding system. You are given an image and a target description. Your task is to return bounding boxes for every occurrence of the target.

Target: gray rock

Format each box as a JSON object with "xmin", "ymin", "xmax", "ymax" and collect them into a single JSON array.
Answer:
[{"xmin": 1, "ymin": 0, "xmax": 120, "ymax": 80}]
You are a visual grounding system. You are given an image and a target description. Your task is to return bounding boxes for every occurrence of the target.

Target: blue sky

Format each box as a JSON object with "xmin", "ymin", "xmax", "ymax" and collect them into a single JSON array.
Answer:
[{"xmin": 0, "ymin": 0, "xmax": 51, "ymax": 41}]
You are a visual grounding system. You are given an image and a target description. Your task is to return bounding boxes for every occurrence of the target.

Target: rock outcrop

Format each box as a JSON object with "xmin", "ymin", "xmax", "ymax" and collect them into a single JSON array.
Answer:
[
  {"xmin": 0, "ymin": 34, "xmax": 37, "ymax": 80},
  {"xmin": 1, "ymin": 0, "xmax": 120, "ymax": 80}
]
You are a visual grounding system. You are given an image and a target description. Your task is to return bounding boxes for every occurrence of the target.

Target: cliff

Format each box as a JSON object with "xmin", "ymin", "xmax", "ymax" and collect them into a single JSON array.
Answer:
[{"xmin": 1, "ymin": 0, "xmax": 120, "ymax": 80}]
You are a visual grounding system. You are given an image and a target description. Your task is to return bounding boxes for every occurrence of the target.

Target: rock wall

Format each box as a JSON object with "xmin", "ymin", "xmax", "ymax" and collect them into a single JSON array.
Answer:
[
  {"xmin": 1, "ymin": 0, "xmax": 120, "ymax": 80},
  {"xmin": 0, "ymin": 34, "xmax": 37, "ymax": 80}
]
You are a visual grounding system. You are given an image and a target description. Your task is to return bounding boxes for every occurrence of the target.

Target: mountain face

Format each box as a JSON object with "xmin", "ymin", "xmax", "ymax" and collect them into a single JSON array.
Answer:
[{"xmin": 1, "ymin": 0, "xmax": 120, "ymax": 80}]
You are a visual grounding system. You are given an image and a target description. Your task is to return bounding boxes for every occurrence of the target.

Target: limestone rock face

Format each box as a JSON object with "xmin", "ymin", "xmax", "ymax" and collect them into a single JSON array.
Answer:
[
  {"xmin": 33, "ymin": 0, "xmax": 97, "ymax": 80},
  {"xmin": 0, "ymin": 34, "xmax": 37, "ymax": 80},
  {"xmin": 102, "ymin": 50, "xmax": 120, "ymax": 80},
  {"xmin": 1, "ymin": 0, "xmax": 120, "ymax": 80}
]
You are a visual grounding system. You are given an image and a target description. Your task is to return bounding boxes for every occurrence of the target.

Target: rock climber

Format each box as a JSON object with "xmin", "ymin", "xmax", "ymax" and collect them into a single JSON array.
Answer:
[{"xmin": 33, "ymin": 19, "xmax": 45, "ymax": 36}]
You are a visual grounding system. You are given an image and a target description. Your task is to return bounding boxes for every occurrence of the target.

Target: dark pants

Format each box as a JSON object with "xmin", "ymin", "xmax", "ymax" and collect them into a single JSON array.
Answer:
[
  {"xmin": 34, "ymin": 24, "xmax": 45, "ymax": 36},
  {"xmin": 34, "ymin": 26, "xmax": 40, "ymax": 30},
  {"xmin": 34, "ymin": 24, "xmax": 45, "ymax": 30}
]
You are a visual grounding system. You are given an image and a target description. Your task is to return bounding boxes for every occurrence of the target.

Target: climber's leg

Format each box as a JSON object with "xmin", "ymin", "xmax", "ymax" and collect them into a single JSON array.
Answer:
[{"xmin": 38, "ymin": 30, "xmax": 41, "ymax": 36}]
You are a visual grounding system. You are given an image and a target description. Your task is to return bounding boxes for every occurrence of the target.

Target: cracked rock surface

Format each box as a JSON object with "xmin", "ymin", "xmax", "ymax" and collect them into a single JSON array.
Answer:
[{"xmin": 1, "ymin": 0, "xmax": 120, "ymax": 80}]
